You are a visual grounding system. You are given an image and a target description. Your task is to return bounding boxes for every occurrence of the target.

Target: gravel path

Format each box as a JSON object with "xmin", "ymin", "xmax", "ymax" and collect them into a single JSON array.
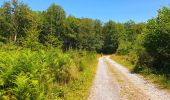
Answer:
[
  {"xmin": 88, "ymin": 56, "xmax": 170, "ymax": 100},
  {"xmin": 88, "ymin": 57, "xmax": 120, "ymax": 100}
]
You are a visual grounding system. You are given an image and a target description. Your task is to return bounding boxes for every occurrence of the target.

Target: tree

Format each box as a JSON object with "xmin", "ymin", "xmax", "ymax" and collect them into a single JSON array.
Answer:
[
  {"xmin": 77, "ymin": 18, "xmax": 97, "ymax": 51},
  {"xmin": 11, "ymin": 1, "xmax": 35, "ymax": 43},
  {"xmin": 62, "ymin": 16, "xmax": 80, "ymax": 50},
  {"xmin": 0, "ymin": 2, "xmax": 13, "ymax": 43},
  {"xmin": 117, "ymin": 20, "xmax": 146, "ymax": 55},
  {"xmin": 93, "ymin": 20, "xmax": 104, "ymax": 52},
  {"xmin": 22, "ymin": 14, "xmax": 42, "ymax": 50},
  {"xmin": 143, "ymin": 7, "xmax": 170, "ymax": 73},
  {"xmin": 40, "ymin": 4, "xmax": 66, "ymax": 48},
  {"xmin": 102, "ymin": 20, "xmax": 119, "ymax": 54},
  {"xmin": 124, "ymin": 20, "xmax": 136, "ymax": 42},
  {"xmin": 0, "ymin": 1, "xmax": 35, "ymax": 44}
]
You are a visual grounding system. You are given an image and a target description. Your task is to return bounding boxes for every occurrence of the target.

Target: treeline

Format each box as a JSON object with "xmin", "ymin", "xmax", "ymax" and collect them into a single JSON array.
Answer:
[
  {"xmin": 0, "ymin": 0, "xmax": 170, "ymax": 93},
  {"xmin": 0, "ymin": 1, "xmax": 143, "ymax": 54},
  {"xmin": 0, "ymin": 1, "xmax": 104, "ymax": 51}
]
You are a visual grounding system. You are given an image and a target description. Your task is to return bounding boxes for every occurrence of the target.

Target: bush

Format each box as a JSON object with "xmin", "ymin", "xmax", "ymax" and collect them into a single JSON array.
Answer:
[
  {"xmin": 78, "ymin": 61, "xmax": 85, "ymax": 72},
  {"xmin": 117, "ymin": 41, "xmax": 132, "ymax": 55},
  {"xmin": 0, "ymin": 49, "xmax": 78, "ymax": 99},
  {"xmin": 143, "ymin": 7, "xmax": 170, "ymax": 74}
]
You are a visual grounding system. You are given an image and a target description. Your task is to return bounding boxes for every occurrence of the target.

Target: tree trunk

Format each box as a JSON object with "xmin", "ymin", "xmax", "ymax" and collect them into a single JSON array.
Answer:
[{"xmin": 14, "ymin": 33, "xmax": 17, "ymax": 42}]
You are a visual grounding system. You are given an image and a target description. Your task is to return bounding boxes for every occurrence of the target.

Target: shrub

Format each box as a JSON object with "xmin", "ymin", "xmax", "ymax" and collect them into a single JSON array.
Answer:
[
  {"xmin": 143, "ymin": 7, "xmax": 170, "ymax": 74},
  {"xmin": 0, "ymin": 49, "xmax": 78, "ymax": 99},
  {"xmin": 78, "ymin": 61, "xmax": 85, "ymax": 72}
]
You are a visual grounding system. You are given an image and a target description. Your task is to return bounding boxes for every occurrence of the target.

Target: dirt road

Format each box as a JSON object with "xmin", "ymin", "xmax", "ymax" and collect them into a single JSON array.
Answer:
[{"xmin": 88, "ymin": 56, "xmax": 170, "ymax": 100}]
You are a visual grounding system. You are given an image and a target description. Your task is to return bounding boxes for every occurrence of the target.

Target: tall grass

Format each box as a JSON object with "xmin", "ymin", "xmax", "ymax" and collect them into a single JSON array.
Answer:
[{"xmin": 63, "ymin": 51, "xmax": 98, "ymax": 100}]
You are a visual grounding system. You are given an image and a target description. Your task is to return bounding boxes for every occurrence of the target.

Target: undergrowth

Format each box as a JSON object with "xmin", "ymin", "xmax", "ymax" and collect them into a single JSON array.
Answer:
[
  {"xmin": 0, "ymin": 47, "xmax": 98, "ymax": 99},
  {"xmin": 111, "ymin": 54, "xmax": 170, "ymax": 90}
]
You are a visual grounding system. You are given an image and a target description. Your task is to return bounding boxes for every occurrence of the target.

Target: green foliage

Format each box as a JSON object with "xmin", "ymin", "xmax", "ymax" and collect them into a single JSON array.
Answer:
[
  {"xmin": 22, "ymin": 16, "xmax": 42, "ymax": 50},
  {"xmin": 117, "ymin": 21, "xmax": 146, "ymax": 55},
  {"xmin": 75, "ymin": 18, "xmax": 103, "ymax": 51},
  {"xmin": 0, "ymin": 49, "xmax": 78, "ymax": 99},
  {"xmin": 62, "ymin": 16, "xmax": 80, "ymax": 50},
  {"xmin": 114, "ymin": 6, "xmax": 170, "ymax": 89},
  {"xmin": 117, "ymin": 41, "xmax": 132, "ymax": 55},
  {"xmin": 39, "ymin": 4, "xmax": 65, "ymax": 48},
  {"xmin": 0, "ymin": 47, "xmax": 98, "ymax": 99},
  {"xmin": 0, "ymin": 2, "xmax": 13, "ymax": 43},
  {"xmin": 79, "ymin": 60, "xmax": 85, "ymax": 72},
  {"xmin": 102, "ymin": 20, "xmax": 120, "ymax": 54},
  {"xmin": 0, "ymin": 1, "xmax": 104, "ymax": 52},
  {"xmin": 63, "ymin": 52, "xmax": 98, "ymax": 100},
  {"xmin": 142, "ymin": 7, "xmax": 170, "ymax": 73},
  {"xmin": 0, "ymin": 0, "xmax": 170, "ymax": 98}
]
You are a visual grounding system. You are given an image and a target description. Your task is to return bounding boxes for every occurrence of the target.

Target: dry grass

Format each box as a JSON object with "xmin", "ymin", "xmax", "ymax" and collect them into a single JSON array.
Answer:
[{"xmin": 110, "ymin": 54, "xmax": 134, "ymax": 71}]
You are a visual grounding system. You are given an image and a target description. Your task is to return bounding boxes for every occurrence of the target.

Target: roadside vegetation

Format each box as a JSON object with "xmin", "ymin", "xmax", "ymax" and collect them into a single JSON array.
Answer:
[
  {"xmin": 0, "ymin": 45, "xmax": 98, "ymax": 99},
  {"xmin": 0, "ymin": 1, "xmax": 99, "ymax": 99},
  {"xmin": 111, "ymin": 7, "xmax": 170, "ymax": 89},
  {"xmin": 63, "ymin": 52, "xmax": 98, "ymax": 100}
]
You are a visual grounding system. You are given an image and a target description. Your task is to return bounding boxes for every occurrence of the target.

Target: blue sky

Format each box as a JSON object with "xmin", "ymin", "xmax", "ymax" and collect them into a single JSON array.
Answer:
[{"xmin": 0, "ymin": 0, "xmax": 170, "ymax": 23}]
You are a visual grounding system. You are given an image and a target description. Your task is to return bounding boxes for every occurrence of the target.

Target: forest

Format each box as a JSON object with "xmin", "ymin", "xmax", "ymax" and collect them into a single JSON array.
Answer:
[{"xmin": 0, "ymin": 0, "xmax": 170, "ymax": 99}]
